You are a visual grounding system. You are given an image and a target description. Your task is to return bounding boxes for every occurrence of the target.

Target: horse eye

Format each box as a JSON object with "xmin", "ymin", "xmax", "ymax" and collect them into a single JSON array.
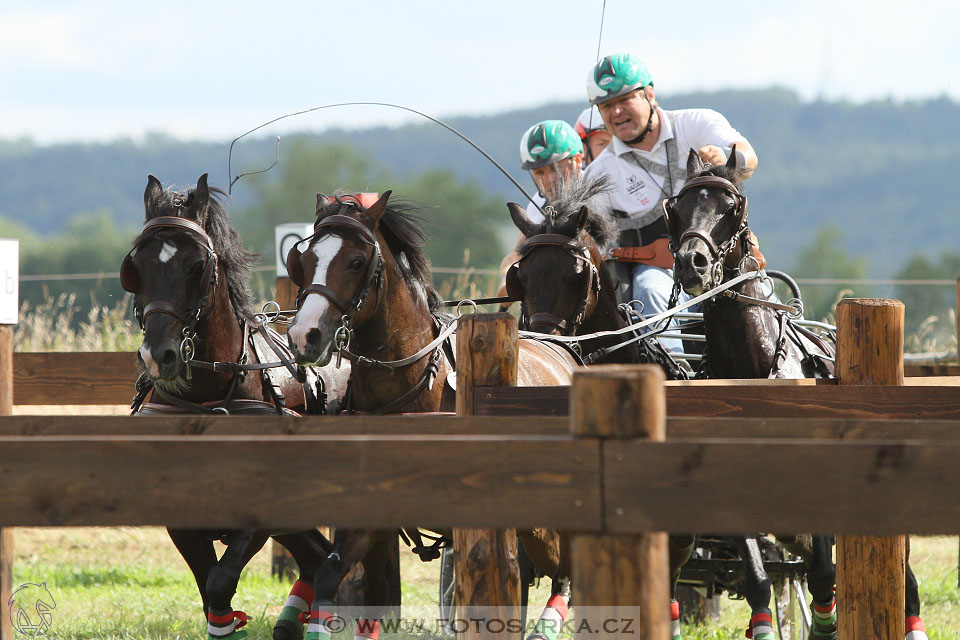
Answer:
[
  {"xmin": 348, "ymin": 257, "xmax": 366, "ymax": 271},
  {"xmin": 189, "ymin": 261, "xmax": 205, "ymax": 275}
]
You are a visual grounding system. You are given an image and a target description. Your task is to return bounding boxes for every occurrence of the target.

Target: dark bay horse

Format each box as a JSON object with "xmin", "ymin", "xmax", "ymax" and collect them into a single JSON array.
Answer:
[
  {"xmin": 664, "ymin": 149, "xmax": 926, "ymax": 640},
  {"xmin": 122, "ymin": 174, "xmax": 350, "ymax": 640},
  {"xmin": 285, "ymin": 191, "xmax": 577, "ymax": 638},
  {"xmin": 505, "ymin": 176, "xmax": 696, "ymax": 637}
]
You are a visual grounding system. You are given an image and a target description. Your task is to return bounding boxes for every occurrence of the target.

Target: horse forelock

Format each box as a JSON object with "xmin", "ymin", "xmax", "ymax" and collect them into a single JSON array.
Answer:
[{"xmin": 525, "ymin": 175, "xmax": 618, "ymax": 250}]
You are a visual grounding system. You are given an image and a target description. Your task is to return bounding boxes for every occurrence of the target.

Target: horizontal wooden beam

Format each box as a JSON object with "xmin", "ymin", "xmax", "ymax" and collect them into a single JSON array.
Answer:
[
  {"xmin": 0, "ymin": 414, "xmax": 568, "ymax": 436},
  {"xmin": 475, "ymin": 383, "xmax": 960, "ymax": 419},
  {"xmin": 0, "ymin": 434, "xmax": 601, "ymax": 530},
  {"xmin": 14, "ymin": 352, "xmax": 134, "ymax": 405},
  {"xmin": 5, "ymin": 414, "xmax": 960, "ymax": 441},
  {"xmin": 604, "ymin": 440, "xmax": 960, "ymax": 535}
]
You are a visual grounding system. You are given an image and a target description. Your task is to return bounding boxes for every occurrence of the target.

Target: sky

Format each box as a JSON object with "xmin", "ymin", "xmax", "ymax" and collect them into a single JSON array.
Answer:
[{"xmin": 2, "ymin": 0, "xmax": 958, "ymax": 145}]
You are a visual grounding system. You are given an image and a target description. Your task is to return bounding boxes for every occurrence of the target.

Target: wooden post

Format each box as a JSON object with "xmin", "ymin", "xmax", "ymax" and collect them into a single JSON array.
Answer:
[
  {"xmin": 454, "ymin": 313, "xmax": 521, "ymax": 638},
  {"xmin": 835, "ymin": 299, "xmax": 906, "ymax": 640},
  {"xmin": 1, "ymin": 324, "xmax": 14, "ymax": 640},
  {"xmin": 570, "ymin": 365, "xmax": 670, "ymax": 640}
]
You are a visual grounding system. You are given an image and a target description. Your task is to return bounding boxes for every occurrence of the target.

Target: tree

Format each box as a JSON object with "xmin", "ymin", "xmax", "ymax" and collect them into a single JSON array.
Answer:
[
  {"xmin": 789, "ymin": 225, "xmax": 869, "ymax": 322},
  {"xmin": 894, "ymin": 251, "xmax": 960, "ymax": 351}
]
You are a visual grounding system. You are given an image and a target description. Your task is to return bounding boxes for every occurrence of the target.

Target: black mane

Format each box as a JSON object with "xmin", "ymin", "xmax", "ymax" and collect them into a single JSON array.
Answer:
[
  {"xmin": 692, "ymin": 162, "xmax": 749, "ymax": 188},
  {"xmin": 524, "ymin": 175, "xmax": 618, "ymax": 249},
  {"xmin": 318, "ymin": 193, "xmax": 441, "ymax": 311},
  {"xmin": 136, "ymin": 184, "xmax": 257, "ymax": 320}
]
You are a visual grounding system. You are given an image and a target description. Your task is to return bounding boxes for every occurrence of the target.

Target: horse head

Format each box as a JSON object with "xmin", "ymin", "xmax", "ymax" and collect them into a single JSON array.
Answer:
[
  {"xmin": 122, "ymin": 174, "xmax": 227, "ymax": 386},
  {"xmin": 663, "ymin": 147, "xmax": 750, "ymax": 296},
  {"xmin": 287, "ymin": 191, "xmax": 393, "ymax": 366},
  {"xmin": 505, "ymin": 176, "xmax": 615, "ymax": 335}
]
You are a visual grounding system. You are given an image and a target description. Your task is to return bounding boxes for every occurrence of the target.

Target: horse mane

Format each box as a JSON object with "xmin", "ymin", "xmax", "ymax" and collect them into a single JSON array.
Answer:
[
  {"xmin": 319, "ymin": 192, "xmax": 442, "ymax": 311},
  {"xmin": 137, "ymin": 184, "xmax": 258, "ymax": 320},
  {"xmin": 525, "ymin": 175, "xmax": 618, "ymax": 249}
]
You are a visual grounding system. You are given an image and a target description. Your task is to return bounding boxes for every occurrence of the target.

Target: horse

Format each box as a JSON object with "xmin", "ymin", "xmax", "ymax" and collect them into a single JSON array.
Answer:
[
  {"xmin": 122, "ymin": 174, "xmax": 351, "ymax": 640},
  {"xmin": 664, "ymin": 149, "xmax": 926, "ymax": 640},
  {"xmin": 505, "ymin": 175, "xmax": 698, "ymax": 637},
  {"xmin": 285, "ymin": 190, "xmax": 578, "ymax": 638}
]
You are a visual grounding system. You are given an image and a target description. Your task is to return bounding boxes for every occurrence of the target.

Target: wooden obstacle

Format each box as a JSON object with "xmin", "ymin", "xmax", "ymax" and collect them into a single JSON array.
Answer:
[{"xmin": 2, "ymin": 300, "xmax": 959, "ymax": 639}]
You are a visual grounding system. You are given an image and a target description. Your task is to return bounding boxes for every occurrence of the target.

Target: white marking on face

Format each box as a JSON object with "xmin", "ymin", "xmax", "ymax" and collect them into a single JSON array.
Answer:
[
  {"xmin": 288, "ymin": 235, "xmax": 343, "ymax": 353},
  {"xmin": 138, "ymin": 343, "xmax": 160, "ymax": 377},
  {"xmin": 159, "ymin": 242, "xmax": 177, "ymax": 263},
  {"xmin": 699, "ymin": 188, "xmax": 709, "ymax": 199}
]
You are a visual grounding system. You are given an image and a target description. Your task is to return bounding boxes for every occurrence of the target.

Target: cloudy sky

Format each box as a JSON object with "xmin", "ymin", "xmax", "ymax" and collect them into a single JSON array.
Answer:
[{"xmin": 2, "ymin": 0, "xmax": 957, "ymax": 144}]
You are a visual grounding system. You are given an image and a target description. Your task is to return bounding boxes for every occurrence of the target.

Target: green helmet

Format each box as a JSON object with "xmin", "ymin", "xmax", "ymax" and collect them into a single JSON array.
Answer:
[
  {"xmin": 586, "ymin": 53, "xmax": 653, "ymax": 105},
  {"xmin": 519, "ymin": 120, "xmax": 583, "ymax": 171}
]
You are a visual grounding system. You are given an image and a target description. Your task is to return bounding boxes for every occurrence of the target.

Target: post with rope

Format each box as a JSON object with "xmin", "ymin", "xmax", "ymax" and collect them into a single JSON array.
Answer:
[
  {"xmin": 570, "ymin": 365, "xmax": 670, "ymax": 639},
  {"xmin": 454, "ymin": 312, "xmax": 522, "ymax": 638},
  {"xmin": 835, "ymin": 298, "xmax": 906, "ymax": 640},
  {"xmin": 0, "ymin": 238, "xmax": 18, "ymax": 640}
]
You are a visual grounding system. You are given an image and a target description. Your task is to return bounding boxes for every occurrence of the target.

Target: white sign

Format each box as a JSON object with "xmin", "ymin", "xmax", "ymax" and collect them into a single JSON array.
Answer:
[
  {"xmin": 275, "ymin": 223, "xmax": 314, "ymax": 278},
  {"xmin": 0, "ymin": 239, "xmax": 18, "ymax": 324}
]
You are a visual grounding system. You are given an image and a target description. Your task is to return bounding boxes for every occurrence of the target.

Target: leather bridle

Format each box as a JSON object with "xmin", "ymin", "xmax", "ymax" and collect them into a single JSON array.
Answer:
[
  {"xmin": 121, "ymin": 216, "xmax": 220, "ymax": 336},
  {"xmin": 506, "ymin": 232, "xmax": 600, "ymax": 335},
  {"xmin": 662, "ymin": 174, "xmax": 750, "ymax": 291}
]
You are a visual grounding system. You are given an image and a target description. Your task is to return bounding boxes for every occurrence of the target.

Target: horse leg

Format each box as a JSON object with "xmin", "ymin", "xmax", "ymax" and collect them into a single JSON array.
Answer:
[
  {"xmin": 668, "ymin": 534, "xmax": 695, "ymax": 640},
  {"xmin": 351, "ymin": 533, "xmax": 401, "ymax": 639},
  {"xmin": 272, "ymin": 530, "xmax": 334, "ymax": 640},
  {"xmin": 167, "ymin": 528, "xmax": 217, "ymax": 614},
  {"xmin": 206, "ymin": 529, "xmax": 271, "ymax": 640},
  {"xmin": 308, "ymin": 529, "xmax": 384, "ymax": 640},
  {"xmin": 737, "ymin": 535, "xmax": 775, "ymax": 640},
  {"xmin": 520, "ymin": 529, "xmax": 569, "ymax": 640},
  {"xmin": 905, "ymin": 536, "xmax": 929, "ymax": 639},
  {"xmin": 776, "ymin": 533, "xmax": 837, "ymax": 639}
]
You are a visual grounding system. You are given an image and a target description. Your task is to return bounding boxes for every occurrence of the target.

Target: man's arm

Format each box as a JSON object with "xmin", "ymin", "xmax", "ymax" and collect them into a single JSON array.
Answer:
[{"xmin": 697, "ymin": 138, "xmax": 758, "ymax": 177}]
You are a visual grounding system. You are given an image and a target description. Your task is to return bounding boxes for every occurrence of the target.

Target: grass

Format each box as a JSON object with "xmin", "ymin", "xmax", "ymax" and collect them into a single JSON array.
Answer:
[{"xmin": 8, "ymin": 530, "xmax": 960, "ymax": 639}]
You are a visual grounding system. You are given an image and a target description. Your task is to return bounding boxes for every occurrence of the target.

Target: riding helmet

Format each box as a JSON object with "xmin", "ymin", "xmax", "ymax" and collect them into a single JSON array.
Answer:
[
  {"xmin": 519, "ymin": 120, "xmax": 584, "ymax": 171},
  {"xmin": 575, "ymin": 105, "xmax": 606, "ymax": 139},
  {"xmin": 586, "ymin": 53, "xmax": 654, "ymax": 105}
]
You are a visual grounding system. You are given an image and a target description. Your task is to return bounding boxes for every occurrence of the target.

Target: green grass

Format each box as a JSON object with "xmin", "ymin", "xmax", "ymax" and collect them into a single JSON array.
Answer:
[{"xmin": 8, "ymin": 529, "xmax": 960, "ymax": 639}]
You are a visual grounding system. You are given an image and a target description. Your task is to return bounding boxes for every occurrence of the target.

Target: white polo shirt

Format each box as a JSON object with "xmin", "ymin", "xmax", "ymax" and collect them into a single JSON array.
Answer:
[
  {"xmin": 584, "ymin": 107, "xmax": 744, "ymax": 230},
  {"xmin": 524, "ymin": 192, "xmax": 546, "ymax": 224}
]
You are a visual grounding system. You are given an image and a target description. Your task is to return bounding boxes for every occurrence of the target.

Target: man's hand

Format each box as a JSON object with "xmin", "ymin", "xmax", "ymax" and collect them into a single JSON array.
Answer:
[{"xmin": 698, "ymin": 145, "xmax": 726, "ymax": 166}]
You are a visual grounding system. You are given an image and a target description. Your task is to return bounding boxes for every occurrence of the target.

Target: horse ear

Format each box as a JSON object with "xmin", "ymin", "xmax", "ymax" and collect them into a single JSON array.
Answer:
[
  {"xmin": 188, "ymin": 173, "xmax": 210, "ymax": 225},
  {"xmin": 363, "ymin": 190, "xmax": 392, "ymax": 226},
  {"xmin": 144, "ymin": 174, "xmax": 163, "ymax": 219},
  {"xmin": 316, "ymin": 193, "xmax": 333, "ymax": 214},
  {"xmin": 686, "ymin": 148, "xmax": 704, "ymax": 178},
  {"xmin": 507, "ymin": 202, "xmax": 537, "ymax": 238},
  {"xmin": 726, "ymin": 143, "xmax": 739, "ymax": 170},
  {"xmin": 575, "ymin": 205, "xmax": 590, "ymax": 233}
]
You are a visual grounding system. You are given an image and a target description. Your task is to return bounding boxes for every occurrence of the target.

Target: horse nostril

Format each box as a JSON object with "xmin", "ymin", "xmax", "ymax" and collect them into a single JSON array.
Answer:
[
  {"xmin": 692, "ymin": 252, "xmax": 709, "ymax": 270},
  {"xmin": 305, "ymin": 328, "xmax": 322, "ymax": 347},
  {"xmin": 160, "ymin": 349, "xmax": 178, "ymax": 368}
]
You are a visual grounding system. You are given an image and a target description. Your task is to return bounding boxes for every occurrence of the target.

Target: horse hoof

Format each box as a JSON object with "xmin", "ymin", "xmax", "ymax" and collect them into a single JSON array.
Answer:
[{"xmin": 273, "ymin": 619, "xmax": 304, "ymax": 640}]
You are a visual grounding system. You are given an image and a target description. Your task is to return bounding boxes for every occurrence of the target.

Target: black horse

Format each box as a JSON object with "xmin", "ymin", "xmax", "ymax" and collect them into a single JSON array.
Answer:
[
  {"xmin": 505, "ymin": 175, "xmax": 698, "ymax": 637},
  {"xmin": 664, "ymin": 149, "xmax": 926, "ymax": 640},
  {"xmin": 122, "ymin": 174, "xmax": 350, "ymax": 640}
]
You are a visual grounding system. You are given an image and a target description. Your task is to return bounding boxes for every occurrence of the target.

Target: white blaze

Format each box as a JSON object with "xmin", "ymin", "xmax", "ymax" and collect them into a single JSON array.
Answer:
[
  {"xmin": 159, "ymin": 242, "xmax": 177, "ymax": 263},
  {"xmin": 288, "ymin": 235, "xmax": 343, "ymax": 353}
]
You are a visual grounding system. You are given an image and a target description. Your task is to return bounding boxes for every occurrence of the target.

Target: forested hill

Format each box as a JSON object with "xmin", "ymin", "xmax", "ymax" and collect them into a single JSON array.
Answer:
[{"xmin": 1, "ymin": 87, "xmax": 958, "ymax": 275}]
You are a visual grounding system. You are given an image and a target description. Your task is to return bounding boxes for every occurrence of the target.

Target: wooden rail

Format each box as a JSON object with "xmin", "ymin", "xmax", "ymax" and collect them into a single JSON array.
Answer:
[{"xmin": 3, "ymin": 301, "xmax": 959, "ymax": 639}]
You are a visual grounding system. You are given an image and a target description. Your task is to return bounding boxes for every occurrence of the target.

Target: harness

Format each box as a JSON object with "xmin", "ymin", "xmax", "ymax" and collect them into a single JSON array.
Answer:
[
  {"xmin": 661, "ymin": 174, "xmax": 835, "ymax": 379},
  {"xmin": 288, "ymin": 199, "xmax": 455, "ymax": 415},
  {"xmin": 125, "ymin": 216, "xmax": 324, "ymax": 416}
]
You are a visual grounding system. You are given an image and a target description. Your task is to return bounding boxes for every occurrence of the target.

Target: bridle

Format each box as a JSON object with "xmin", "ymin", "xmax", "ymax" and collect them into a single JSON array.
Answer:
[
  {"xmin": 286, "ymin": 201, "xmax": 385, "ymax": 323},
  {"xmin": 662, "ymin": 174, "xmax": 750, "ymax": 306},
  {"xmin": 121, "ymin": 215, "xmax": 220, "ymax": 369},
  {"xmin": 505, "ymin": 232, "xmax": 601, "ymax": 335}
]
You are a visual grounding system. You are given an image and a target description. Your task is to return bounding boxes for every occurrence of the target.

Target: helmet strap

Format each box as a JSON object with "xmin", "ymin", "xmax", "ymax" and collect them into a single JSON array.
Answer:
[{"xmin": 623, "ymin": 90, "xmax": 655, "ymax": 146}]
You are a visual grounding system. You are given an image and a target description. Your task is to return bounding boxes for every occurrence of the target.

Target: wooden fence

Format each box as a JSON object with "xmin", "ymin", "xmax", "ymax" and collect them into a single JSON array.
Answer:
[{"xmin": 1, "ymin": 299, "xmax": 959, "ymax": 639}]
